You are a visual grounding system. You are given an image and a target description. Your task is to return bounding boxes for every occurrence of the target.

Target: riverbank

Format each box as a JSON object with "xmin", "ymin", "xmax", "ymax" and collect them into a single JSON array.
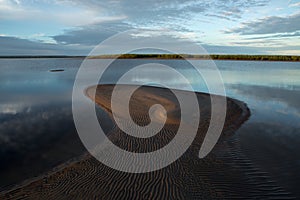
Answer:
[{"xmin": 1, "ymin": 84, "xmax": 251, "ymax": 199}]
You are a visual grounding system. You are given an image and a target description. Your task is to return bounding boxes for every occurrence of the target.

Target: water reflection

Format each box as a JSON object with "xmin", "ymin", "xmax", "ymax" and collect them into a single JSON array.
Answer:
[
  {"xmin": 228, "ymin": 85, "xmax": 300, "ymax": 111},
  {"xmin": 0, "ymin": 74, "xmax": 73, "ymax": 114},
  {"xmin": 95, "ymin": 59, "xmax": 300, "ymax": 196},
  {"xmin": 0, "ymin": 58, "xmax": 299, "ymax": 195},
  {"xmin": 98, "ymin": 59, "xmax": 210, "ymax": 93},
  {"xmin": 226, "ymin": 84, "xmax": 300, "ymax": 126},
  {"xmin": 0, "ymin": 59, "xmax": 83, "ymax": 189},
  {"xmin": 0, "ymin": 103, "xmax": 29, "ymax": 115}
]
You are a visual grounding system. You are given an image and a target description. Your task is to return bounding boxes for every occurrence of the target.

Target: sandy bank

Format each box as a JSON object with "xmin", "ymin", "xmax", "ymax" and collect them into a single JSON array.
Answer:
[{"xmin": 1, "ymin": 84, "xmax": 250, "ymax": 199}]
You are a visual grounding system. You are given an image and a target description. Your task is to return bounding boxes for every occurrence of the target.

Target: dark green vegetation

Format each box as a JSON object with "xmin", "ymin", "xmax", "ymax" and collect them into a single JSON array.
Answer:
[
  {"xmin": 209, "ymin": 54, "xmax": 300, "ymax": 61},
  {"xmin": 1, "ymin": 54, "xmax": 299, "ymax": 61},
  {"xmin": 90, "ymin": 54, "xmax": 300, "ymax": 61}
]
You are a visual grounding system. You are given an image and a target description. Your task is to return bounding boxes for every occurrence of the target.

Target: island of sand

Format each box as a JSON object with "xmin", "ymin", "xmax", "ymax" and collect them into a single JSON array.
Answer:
[{"xmin": 1, "ymin": 84, "xmax": 250, "ymax": 199}]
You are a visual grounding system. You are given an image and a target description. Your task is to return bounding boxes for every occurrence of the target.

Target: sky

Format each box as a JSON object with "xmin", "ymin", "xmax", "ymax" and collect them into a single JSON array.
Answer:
[{"xmin": 0, "ymin": 0, "xmax": 300, "ymax": 55}]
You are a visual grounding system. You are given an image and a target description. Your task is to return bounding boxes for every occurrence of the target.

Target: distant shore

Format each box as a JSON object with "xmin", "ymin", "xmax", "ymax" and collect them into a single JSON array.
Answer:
[{"xmin": 1, "ymin": 54, "xmax": 299, "ymax": 62}]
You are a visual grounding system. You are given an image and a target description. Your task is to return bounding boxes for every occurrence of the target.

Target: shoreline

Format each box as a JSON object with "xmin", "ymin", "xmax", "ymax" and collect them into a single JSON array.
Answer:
[
  {"xmin": 1, "ymin": 85, "xmax": 250, "ymax": 199},
  {"xmin": 0, "ymin": 54, "xmax": 299, "ymax": 62}
]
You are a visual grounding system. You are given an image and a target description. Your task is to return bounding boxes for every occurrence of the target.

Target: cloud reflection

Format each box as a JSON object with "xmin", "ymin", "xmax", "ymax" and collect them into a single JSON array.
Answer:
[{"xmin": 228, "ymin": 84, "xmax": 300, "ymax": 113}]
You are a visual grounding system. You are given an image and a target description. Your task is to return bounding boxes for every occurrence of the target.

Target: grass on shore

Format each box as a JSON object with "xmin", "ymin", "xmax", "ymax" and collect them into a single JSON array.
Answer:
[
  {"xmin": 1, "ymin": 54, "xmax": 299, "ymax": 61},
  {"xmin": 90, "ymin": 54, "xmax": 300, "ymax": 61}
]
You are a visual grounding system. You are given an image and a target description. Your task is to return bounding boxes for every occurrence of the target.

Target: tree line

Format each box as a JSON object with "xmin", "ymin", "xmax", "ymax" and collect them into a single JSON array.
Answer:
[
  {"xmin": 1, "ymin": 54, "xmax": 299, "ymax": 61},
  {"xmin": 90, "ymin": 54, "xmax": 300, "ymax": 61}
]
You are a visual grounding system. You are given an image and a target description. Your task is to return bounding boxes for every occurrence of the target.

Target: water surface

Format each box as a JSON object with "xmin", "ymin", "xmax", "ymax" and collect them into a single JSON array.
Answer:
[{"xmin": 0, "ymin": 58, "xmax": 299, "ymax": 197}]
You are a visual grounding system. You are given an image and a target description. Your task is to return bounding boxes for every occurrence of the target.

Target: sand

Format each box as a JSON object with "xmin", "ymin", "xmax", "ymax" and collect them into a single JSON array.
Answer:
[{"xmin": 1, "ymin": 84, "xmax": 251, "ymax": 199}]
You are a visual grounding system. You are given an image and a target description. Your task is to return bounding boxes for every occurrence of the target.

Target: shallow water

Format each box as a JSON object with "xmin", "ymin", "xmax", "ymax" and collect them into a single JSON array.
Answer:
[{"xmin": 0, "ymin": 58, "xmax": 299, "ymax": 197}]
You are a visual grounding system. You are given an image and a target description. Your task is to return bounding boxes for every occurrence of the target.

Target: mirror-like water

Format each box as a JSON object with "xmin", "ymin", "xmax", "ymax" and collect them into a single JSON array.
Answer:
[{"xmin": 0, "ymin": 58, "xmax": 299, "ymax": 196}]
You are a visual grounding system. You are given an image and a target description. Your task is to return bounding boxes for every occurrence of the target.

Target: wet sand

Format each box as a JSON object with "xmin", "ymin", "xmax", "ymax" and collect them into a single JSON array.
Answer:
[{"xmin": 1, "ymin": 84, "xmax": 256, "ymax": 199}]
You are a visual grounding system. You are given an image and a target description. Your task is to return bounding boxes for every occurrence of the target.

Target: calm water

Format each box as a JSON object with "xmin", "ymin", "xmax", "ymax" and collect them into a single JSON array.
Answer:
[{"xmin": 0, "ymin": 59, "xmax": 299, "ymax": 196}]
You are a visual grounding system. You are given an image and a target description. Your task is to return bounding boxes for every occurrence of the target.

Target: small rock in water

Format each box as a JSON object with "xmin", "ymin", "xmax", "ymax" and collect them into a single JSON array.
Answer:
[{"xmin": 49, "ymin": 69, "xmax": 65, "ymax": 72}]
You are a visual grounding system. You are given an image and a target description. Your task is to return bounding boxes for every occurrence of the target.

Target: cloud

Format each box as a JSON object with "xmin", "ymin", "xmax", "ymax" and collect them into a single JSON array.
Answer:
[
  {"xmin": 60, "ymin": 0, "xmax": 268, "ymax": 23},
  {"xmin": 0, "ymin": 0, "xmax": 126, "ymax": 27},
  {"xmin": 225, "ymin": 12, "xmax": 300, "ymax": 35},
  {"xmin": 51, "ymin": 28, "xmax": 268, "ymax": 55},
  {"xmin": 203, "ymin": 0, "xmax": 268, "ymax": 20},
  {"xmin": 3, "ymin": 0, "xmax": 292, "ymax": 55},
  {"xmin": 0, "ymin": 36, "xmax": 90, "ymax": 55},
  {"xmin": 50, "ymin": 0, "xmax": 270, "ymax": 46},
  {"xmin": 0, "ymin": 31, "xmax": 273, "ymax": 55},
  {"xmin": 248, "ymin": 32, "xmax": 300, "ymax": 40},
  {"xmin": 205, "ymin": 13, "xmax": 232, "ymax": 21},
  {"xmin": 289, "ymin": 2, "xmax": 300, "ymax": 7},
  {"xmin": 52, "ymin": 21, "xmax": 132, "ymax": 45},
  {"xmin": 0, "ymin": 0, "xmax": 35, "ymax": 20},
  {"xmin": 201, "ymin": 44, "xmax": 263, "ymax": 54}
]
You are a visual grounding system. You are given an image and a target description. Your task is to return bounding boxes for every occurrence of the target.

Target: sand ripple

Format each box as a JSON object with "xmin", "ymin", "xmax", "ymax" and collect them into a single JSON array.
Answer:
[{"xmin": 2, "ymin": 85, "xmax": 292, "ymax": 199}]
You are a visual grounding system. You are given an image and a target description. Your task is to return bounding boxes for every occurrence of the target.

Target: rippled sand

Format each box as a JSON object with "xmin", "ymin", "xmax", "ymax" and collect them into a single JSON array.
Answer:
[{"xmin": 1, "ymin": 84, "xmax": 267, "ymax": 199}]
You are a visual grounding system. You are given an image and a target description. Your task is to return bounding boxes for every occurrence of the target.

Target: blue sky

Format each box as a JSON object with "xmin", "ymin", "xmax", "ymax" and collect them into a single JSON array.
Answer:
[{"xmin": 0, "ymin": 0, "xmax": 300, "ymax": 55}]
